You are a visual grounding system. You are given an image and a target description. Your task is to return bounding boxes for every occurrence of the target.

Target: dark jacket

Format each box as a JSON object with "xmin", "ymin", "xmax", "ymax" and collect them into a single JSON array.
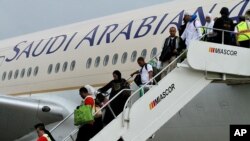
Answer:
[
  {"xmin": 159, "ymin": 36, "xmax": 185, "ymax": 62},
  {"xmin": 213, "ymin": 16, "xmax": 234, "ymax": 45},
  {"xmin": 99, "ymin": 78, "xmax": 130, "ymax": 125}
]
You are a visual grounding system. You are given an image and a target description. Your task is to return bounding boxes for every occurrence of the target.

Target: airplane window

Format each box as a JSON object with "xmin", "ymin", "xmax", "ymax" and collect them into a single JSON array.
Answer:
[
  {"xmin": 70, "ymin": 60, "xmax": 76, "ymax": 71},
  {"xmin": 103, "ymin": 55, "xmax": 109, "ymax": 67},
  {"xmin": 8, "ymin": 71, "xmax": 13, "ymax": 80},
  {"xmin": 34, "ymin": 66, "xmax": 39, "ymax": 76},
  {"xmin": 20, "ymin": 68, "xmax": 25, "ymax": 78},
  {"xmin": 48, "ymin": 64, "xmax": 53, "ymax": 74},
  {"xmin": 55, "ymin": 63, "xmax": 60, "ymax": 73},
  {"xmin": 14, "ymin": 70, "xmax": 19, "ymax": 79},
  {"xmin": 95, "ymin": 56, "xmax": 101, "ymax": 68},
  {"xmin": 131, "ymin": 50, "xmax": 137, "ymax": 62},
  {"xmin": 150, "ymin": 47, "xmax": 158, "ymax": 59},
  {"xmin": 121, "ymin": 52, "xmax": 128, "ymax": 64},
  {"xmin": 86, "ymin": 58, "xmax": 92, "ymax": 69},
  {"xmin": 2, "ymin": 72, "xmax": 6, "ymax": 81},
  {"xmin": 112, "ymin": 53, "xmax": 118, "ymax": 65},
  {"xmin": 27, "ymin": 67, "xmax": 32, "ymax": 77},
  {"xmin": 62, "ymin": 62, "xmax": 68, "ymax": 72},
  {"xmin": 141, "ymin": 49, "xmax": 147, "ymax": 58}
]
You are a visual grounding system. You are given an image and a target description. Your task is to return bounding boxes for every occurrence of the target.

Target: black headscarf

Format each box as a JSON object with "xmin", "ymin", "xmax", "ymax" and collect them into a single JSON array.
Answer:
[
  {"xmin": 220, "ymin": 7, "xmax": 229, "ymax": 17},
  {"xmin": 113, "ymin": 70, "xmax": 122, "ymax": 80}
]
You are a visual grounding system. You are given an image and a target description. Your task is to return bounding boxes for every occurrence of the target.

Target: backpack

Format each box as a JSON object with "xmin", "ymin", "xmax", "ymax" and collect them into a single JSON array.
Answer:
[
  {"xmin": 134, "ymin": 63, "xmax": 161, "ymax": 86},
  {"xmin": 144, "ymin": 63, "xmax": 161, "ymax": 84},
  {"xmin": 134, "ymin": 74, "xmax": 142, "ymax": 86}
]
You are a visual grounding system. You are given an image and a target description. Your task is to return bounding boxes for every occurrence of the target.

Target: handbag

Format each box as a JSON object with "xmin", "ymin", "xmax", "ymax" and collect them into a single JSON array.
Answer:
[
  {"xmin": 74, "ymin": 105, "xmax": 94, "ymax": 126},
  {"xmin": 134, "ymin": 74, "xmax": 142, "ymax": 86}
]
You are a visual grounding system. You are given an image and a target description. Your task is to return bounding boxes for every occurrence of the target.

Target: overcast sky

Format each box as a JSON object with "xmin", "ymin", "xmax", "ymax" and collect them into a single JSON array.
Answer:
[{"xmin": 0, "ymin": 0, "xmax": 169, "ymax": 40}]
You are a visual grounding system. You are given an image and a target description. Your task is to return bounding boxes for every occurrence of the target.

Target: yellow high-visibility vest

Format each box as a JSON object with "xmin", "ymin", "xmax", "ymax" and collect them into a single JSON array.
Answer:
[{"xmin": 236, "ymin": 21, "xmax": 250, "ymax": 42}]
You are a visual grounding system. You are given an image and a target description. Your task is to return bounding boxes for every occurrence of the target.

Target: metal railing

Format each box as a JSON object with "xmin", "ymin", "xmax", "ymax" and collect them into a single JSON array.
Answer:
[
  {"xmin": 122, "ymin": 49, "xmax": 188, "ymax": 127},
  {"xmin": 198, "ymin": 26, "xmax": 250, "ymax": 80},
  {"xmin": 57, "ymin": 26, "xmax": 250, "ymax": 140},
  {"xmin": 61, "ymin": 89, "xmax": 134, "ymax": 141},
  {"xmin": 198, "ymin": 26, "xmax": 250, "ymax": 46},
  {"xmin": 50, "ymin": 51, "xmax": 162, "ymax": 134},
  {"xmin": 57, "ymin": 52, "xmax": 163, "ymax": 141}
]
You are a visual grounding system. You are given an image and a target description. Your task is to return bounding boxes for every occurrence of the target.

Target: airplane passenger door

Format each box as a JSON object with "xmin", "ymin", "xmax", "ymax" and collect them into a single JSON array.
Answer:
[{"xmin": 0, "ymin": 56, "xmax": 4, "ymax": 66}]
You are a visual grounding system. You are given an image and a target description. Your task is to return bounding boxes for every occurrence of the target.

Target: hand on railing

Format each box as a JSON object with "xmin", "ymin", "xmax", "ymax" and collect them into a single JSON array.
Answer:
[
  {"xmin": 61, "ymin": 89, "xmax": 135, "ymax": 141},
  {"xmin": 122, "ymin": 49, "xmax": 188, "ymax": 127},
  {"xmin": 50, "ymin": 48, "xmax": 176, "ymax": 139}
]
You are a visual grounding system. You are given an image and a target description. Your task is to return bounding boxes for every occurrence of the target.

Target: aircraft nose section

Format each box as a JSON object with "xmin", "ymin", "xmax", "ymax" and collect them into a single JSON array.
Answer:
[{"xmin": 37, "ymin": 100, "xmax": 66, "ymax": 123}]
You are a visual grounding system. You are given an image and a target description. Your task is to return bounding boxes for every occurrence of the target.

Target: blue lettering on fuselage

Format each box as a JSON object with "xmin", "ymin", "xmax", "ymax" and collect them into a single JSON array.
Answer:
[
  {"xmin": 5, "ymin": 41, "xmax": 27, "ymax": 62},
  {"xmin": 4, "ymin": 0, "xmax": 249, "ymax": 63},
  {"xmin": 112, "ymin": 21, "xmax": 133, "ymax": 42},
  {"xmin": 97, "ymin": 24, "xmax": 118, "ymax": 45},
  {"xmin": 75, "ymin": 25, "xmax": 100, "ymax": 49},
  {"xmin": 134, "ymin": 16, "xmax": 157, "ymax": 38}
]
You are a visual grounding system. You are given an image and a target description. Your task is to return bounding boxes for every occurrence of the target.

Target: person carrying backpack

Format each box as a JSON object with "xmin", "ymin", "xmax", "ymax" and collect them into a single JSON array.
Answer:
[
  {"xmin": 130, "ymin": 57, "xmax": 154, "ymax": 96},
  {"xmin": 75, "ymin": 87, "xmax": 96, "ymax": 141},
  {"xmin": 131, "ymin": 57, "xmax": 153, "ymax": 85},
  {"xmin": 213, "ymin": 7, "xmax": 235, "ymax": 45}
]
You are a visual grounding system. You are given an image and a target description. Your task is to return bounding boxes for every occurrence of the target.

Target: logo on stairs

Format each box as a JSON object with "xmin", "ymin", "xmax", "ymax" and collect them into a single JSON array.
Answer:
[
  {"xmin": 149, "ymin": 84, "xmax": 175, "ymax": 110},
  {"xmin": 209, "ymin": 47, "xmax": 237, "ymax": 56}
]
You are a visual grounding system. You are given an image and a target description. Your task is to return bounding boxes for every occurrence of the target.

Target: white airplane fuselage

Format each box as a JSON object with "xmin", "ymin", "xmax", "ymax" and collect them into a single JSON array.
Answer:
[
  {"xmin": 0, "ymin": 0, "xmax": 248, "ymax": 95},
  {"xmin": 0, "ymin": 0, "xmax": 249, "ymax": 141}
]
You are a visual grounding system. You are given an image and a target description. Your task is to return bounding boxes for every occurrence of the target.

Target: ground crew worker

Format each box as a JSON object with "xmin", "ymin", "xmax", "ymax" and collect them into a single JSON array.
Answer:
[{"xmin": 235, "ymin": 16, "xmax": 250, "ymax": 48}]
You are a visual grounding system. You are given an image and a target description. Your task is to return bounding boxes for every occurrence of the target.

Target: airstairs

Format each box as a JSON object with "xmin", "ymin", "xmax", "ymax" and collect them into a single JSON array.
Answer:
[{"xmin": 50, "ymin": 37, "xmax": 250, "ymax": 141}]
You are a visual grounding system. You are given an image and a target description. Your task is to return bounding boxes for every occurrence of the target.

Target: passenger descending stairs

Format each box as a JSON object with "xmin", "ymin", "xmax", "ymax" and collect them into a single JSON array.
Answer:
[
  {"xmin": 91, "ymin": 62, "xmax": 212, "ymax": 141},
  {"xmin": 62, "ymin": 41, "xmax": 250, "ymax": 141}
]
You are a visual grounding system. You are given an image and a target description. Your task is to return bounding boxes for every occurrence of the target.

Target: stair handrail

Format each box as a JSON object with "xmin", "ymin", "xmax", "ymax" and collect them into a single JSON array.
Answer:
[
  {"xmin": 121, "ymin": 27, "xmax": 250, "ymax": 125},
  {"xmin": 122, "ymin": 49, "xmax": 188, "ymax": 127},
  {"xmin": 197, "ymin": 26, "xmax": 250, "ymax": 45},
  {"xmin": 55, "ymin": 27, "xmax": 250, "ymax": 140},
  {"xmin": 50, "ymin": 51, "xmax": 161, "ymax": 134},
  {"xmin": 56, "ymin": 89, "xmax": 134, "ymax": 141},
  {"xmin": 58, "ymin": 53, "xmax": 162, "ymax": 141}
]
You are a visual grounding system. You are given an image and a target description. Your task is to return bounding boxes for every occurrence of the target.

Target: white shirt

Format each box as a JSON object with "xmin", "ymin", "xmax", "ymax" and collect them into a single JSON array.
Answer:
[
  {"xmin": 139, "ymin": 64, "xmax": 153, "ymax": 84},
  {"xmin": 204, "ymin": 21, "xmax": 214, "ymax": 37},
  {"xmin": 181, "ymin": 19, "xmax": 202, "ymax": 48}
]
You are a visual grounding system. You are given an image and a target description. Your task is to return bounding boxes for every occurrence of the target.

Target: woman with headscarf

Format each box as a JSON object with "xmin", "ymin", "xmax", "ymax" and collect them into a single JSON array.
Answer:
[
  {"xmin": 98, "ymin": 70, "xmax": 130, "ymax": 125},
  {"xmin": 204, "ymin": 13, "xmax": 215, "ymax": 42}
]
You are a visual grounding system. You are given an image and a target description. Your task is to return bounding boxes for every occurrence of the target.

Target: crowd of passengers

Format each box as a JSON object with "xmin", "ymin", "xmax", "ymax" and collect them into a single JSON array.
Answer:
[{"xmin": 34, "ymin": 7, "xmax": 250, "ymax": 141}]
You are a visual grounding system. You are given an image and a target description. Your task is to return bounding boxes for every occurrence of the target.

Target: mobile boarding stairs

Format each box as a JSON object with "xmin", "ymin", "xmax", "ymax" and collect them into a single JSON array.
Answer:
[{"xmin": 50, "ymin": 39, "xmax": 250, "ymax": 141}]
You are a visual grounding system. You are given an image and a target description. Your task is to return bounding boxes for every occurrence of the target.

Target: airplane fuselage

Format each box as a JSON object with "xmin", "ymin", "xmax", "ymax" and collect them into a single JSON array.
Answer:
[{"xmin": 0, "ymin": 0, "xmax": 249, "ymax": 95}]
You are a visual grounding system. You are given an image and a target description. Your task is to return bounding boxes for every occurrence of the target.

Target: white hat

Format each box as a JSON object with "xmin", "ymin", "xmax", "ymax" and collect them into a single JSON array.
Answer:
[
  {"xmin": 84, "ymin": 85, "xmax": 98, "ymax": 97},
  {"xmin": 206, "ymin": 13, "xmax": 212, "ymax": 18},
  {"xmin": 184, "ymin": 11, "xmax": 192, "ymax": 16}
]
